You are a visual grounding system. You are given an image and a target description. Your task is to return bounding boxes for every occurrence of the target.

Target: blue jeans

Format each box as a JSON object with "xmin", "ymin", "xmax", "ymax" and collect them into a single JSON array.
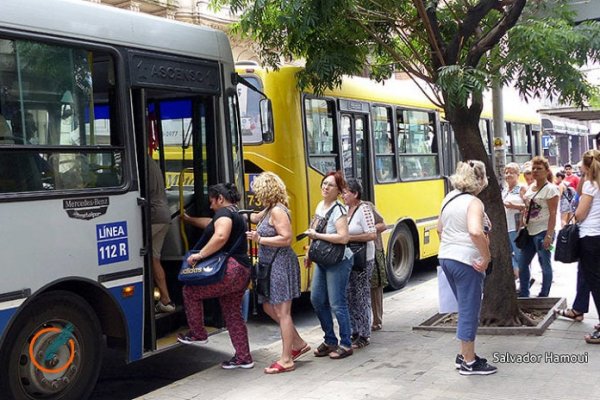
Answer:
[
  {"xmin": 518, "ymin": 230, "xmax": 553, "ymax": 297},
  {"xmin": 440, "ymin": 258, "xmax": 484, "ymax": 342},
  {"xmin": 310, "ymin": 257, "xmax": 353, "ymax": 348},
  {"xmin": 508, "ymin": 230, "xmax": 522, "ymax": 273}
]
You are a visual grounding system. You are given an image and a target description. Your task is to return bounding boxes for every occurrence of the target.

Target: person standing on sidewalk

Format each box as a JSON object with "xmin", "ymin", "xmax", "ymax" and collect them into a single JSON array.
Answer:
[
  {"xmin": 518, "ymin": 156, "xmax": 559, "ymax": 298},
  {"xmin": 366, "ymin": 201, "xmax": 388, "ymax": 332},
  {"xmin": 437, "ymin": 160, "xmax": 497, "ymax": 375},
  {"xmin": 342, "ymin": 178, "xmax": 377, "ymax": 350},
  {"xmin": 502, "ymin": 162, "xmax": 525, "ymax": 280},
  {"xmin": 572, "ymin": 150, "xmax": 600, "ymax": 344},
  {"xmin": 178, "ymin": 183, "xmax": 254, "ymax": 370},
  {"xmin": 246, "ymin": 172, "xmax": 309, "ymax": 374},
  {"xmin": 305, "ymin": 171, "xmax": 353, "ymax": 360}
]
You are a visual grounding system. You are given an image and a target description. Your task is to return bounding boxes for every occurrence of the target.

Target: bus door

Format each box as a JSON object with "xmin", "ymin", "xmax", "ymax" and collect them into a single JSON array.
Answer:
[
  {"xmin": 339, "ymin": 100, "xmax": 372, "ymax": 201},
  {"xmin": 129, "ymin": 53, "xmax": 223, "ymax": 352},
  {"xmin": 440, "ymin": 121, "xmax": 458, "ymax": 193}
]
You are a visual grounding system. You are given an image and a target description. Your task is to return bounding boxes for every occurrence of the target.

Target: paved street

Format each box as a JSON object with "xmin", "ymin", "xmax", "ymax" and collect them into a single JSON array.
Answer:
[{"xmin": 130, "ymin": 257, "xmax": 600, "ymax": 400}]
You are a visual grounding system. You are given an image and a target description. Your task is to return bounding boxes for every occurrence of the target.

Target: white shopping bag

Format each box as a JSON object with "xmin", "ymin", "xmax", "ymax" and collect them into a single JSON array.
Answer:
[{"xmin": 437, "ymin": 266, "xmax": 458, "ymax": 313}]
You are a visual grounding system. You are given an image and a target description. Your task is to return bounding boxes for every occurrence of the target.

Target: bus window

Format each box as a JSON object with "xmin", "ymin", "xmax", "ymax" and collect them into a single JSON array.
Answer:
[
  {"xmin": 479, "ymin": 119, "xmax": 491, "ymax": 154},
  {"xmin": 237, "ymin": 76, "xmax": 263, "ymax": 144},
  {"xmin": 372, "ymin": 105, "xmax": 396, "ymax": 182},
  {"xmin": 228, "ymin": 93, "xmax": 245, "ymax": 194},
  {"xmin": 511, "ymin": 122, "xmax": 531, "ymax": 165},
  {"xmin": 305, "ymin": 98, "xmax": 337, "ymax": 174},
  {"xmin": 396, "ymin": 109, "xmax": 439, "ymax": 179},
  {"xmin": 0, "ymin": 38, "xmax": 122, "ymax": 193}
]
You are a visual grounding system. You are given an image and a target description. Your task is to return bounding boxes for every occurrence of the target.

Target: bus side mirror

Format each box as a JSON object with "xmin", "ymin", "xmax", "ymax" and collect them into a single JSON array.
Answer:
[{"xmin": 259, "ymin": 98, "xmax": 274, "ymax": 143}]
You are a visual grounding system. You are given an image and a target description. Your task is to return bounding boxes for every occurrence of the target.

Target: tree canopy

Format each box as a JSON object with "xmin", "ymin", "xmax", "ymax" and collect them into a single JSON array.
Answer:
[{"xmin": 219, "ymin": 0, "xmax": 600, "ymax": 112}]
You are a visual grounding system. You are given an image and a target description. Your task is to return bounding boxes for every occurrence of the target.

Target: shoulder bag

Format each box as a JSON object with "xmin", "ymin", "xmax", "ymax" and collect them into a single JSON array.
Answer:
[
  {"xmin": 308, "ymin": 202, "xmax": 346, "ymax": 267},
  {"xmin": 347, "ymin": 202, "xmax": 367, "ymax": 272},
  {"xmin": 178, "ymin": 233, "xmax": 244, "ymax": 286},
  {"xmin": 554, "ymin": 216, "xmax": 580, "ymax": 263},
  {"xmin": 254, "ymin": 248, "xmax": 281, "ymax": 298},
  {"xmin": 514, "ymin": 183, "xmax": 547, "ymax": 250}
]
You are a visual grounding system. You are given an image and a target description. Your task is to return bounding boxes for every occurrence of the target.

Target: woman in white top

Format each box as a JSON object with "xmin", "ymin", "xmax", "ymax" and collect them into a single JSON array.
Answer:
[
  {"xmin": 517, "ymin": 156, "xmax": 559, "ymax": 298},
  {"xmin": 574, "ymin": 150, "xmax": 600, "ymax": 344},
  {"xmin": 342, "ymin": 178, "xmax": 376, "ymax": 349},
  {"xmin": 437, "ymin": 160, "xmax": 496, "ymax": 375},
  {"xmin": 502, "ymin": 163, "xmax": 526, "ymax": 278}
]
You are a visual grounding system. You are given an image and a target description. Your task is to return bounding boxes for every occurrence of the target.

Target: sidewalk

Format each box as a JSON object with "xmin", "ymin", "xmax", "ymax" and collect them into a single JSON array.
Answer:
[{"xmin": 137, "ymin": 260, "xmax": 600, "ymax": 400}]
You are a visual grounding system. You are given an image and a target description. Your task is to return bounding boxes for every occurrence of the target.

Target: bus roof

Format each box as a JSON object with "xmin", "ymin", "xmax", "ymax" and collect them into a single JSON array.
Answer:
[{"xmin": 0, "ymin": 0, "xmax": 233, "ymax": 63}]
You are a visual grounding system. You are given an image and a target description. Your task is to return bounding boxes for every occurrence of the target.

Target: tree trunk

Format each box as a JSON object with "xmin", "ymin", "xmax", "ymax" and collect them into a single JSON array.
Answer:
[{"xmin": 446, "ymin": 106, "xmax": 533, "ymax": 327}]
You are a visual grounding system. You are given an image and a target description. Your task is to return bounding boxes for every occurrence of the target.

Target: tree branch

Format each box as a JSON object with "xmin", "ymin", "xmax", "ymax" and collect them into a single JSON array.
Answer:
[
  {"xmin": 445, "ymin": 0, "xmax": 502, "ymax": 64},
  {"xmin": 412, "ymin": 0, "xmax": 446, "ymax": 68},
  {"xmin": 466, "ymin": 0, "xmax": 526, "ymax": 67}
]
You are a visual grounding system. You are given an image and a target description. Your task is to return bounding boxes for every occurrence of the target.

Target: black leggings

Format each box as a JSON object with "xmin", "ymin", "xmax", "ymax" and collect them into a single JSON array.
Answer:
[{"xmin": 579, "ymin": 235, "xmax": 600, "ymax": 321}]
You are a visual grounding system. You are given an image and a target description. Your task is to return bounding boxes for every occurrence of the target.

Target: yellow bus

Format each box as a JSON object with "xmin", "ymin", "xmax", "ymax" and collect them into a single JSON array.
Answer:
[{"xmin": 237, "ymin": 63, "xmax": 541, "ymax": 290}]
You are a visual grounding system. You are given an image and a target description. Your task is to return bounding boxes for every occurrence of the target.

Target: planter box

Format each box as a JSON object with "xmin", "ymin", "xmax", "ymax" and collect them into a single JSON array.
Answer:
[{"xmin": 413, "ymin": 297, "xmax": 567, "ymax": 336}]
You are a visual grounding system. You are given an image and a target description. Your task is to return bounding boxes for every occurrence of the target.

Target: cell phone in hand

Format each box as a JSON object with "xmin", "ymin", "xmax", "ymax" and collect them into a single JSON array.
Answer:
[{"xmin": 296, "ymin": 233, "xmax": 308, "ymax": 241}]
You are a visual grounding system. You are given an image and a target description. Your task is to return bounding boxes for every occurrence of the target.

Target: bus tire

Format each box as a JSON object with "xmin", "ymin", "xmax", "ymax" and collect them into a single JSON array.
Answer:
[
  {"xmin": 0, "ymin": 291, "xmax": 102, "ymax": 400},
  {"xmin": 386, "ymin": 224, "xmax": 415, "ymax": 290}
]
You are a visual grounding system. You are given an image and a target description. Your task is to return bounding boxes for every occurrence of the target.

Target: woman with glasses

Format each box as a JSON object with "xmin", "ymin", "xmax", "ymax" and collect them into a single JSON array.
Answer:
[
  {"xmin": 342, "ymin": 178, "xmax": 376, "ymax": 350},
  {"xmin": 305, "ymin": 171, "xmax": 353, "ymax": 359},
  {"xmin": 518, "ymin": 156, "xmax": 559, "ymax": 298}
]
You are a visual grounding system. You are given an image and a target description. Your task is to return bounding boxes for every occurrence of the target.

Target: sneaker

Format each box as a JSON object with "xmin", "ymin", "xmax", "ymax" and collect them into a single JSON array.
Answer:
[
  {"xmin": 177, "ymin": 332, "xmax": 208, "ymax": 346},
  {"xmin": 454, "ymin": 354, "xmax": 487, "ymax": 369},
  {"xmin": 155, "ymin": 301, "xmax": 176, "ymax": 313},
  {"xmin": 459, "ymin": 358, "xmax": 497, "ymax": 375},
  {"xmin": 221, "ymin": 356, "xmax": 255, "ymax": 370}
]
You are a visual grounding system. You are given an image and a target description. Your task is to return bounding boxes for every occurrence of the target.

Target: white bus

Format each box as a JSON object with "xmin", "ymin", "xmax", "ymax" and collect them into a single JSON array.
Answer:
[{"xmin": 0, "ymin": 1, "xmax": 246, "ymax": 398}]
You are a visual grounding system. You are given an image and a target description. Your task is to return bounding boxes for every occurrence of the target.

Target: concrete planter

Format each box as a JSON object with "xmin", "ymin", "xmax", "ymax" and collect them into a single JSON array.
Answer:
[{"xmin": 413, "ymin": 297, "xmax": 567, "ymax": 336}]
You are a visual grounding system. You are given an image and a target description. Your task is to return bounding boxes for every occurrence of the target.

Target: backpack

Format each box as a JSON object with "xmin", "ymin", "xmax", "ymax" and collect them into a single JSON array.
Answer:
[{"xmin": 562, "ymin": 183, "xmax": 579, "ymax": 211}]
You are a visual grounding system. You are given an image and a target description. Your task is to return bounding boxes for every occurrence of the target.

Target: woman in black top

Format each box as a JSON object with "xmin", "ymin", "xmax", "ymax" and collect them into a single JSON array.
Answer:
[{"xmin": 178, "ymin": 183, "xmax": 253, "ymax": 370}]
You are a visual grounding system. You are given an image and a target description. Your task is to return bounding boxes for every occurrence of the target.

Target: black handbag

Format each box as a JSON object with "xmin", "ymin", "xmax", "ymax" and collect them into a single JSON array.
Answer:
[
  {"xmin": 514, "ymin": 227, "xmax": 530, "ymax": 250},
  {"xmin": 255, "ymin": 248, "xmax": 281, "ymax": 298},
  {"xmin": 514, "ymin": 184, "xmax": 547, "ymax": 250},
  {"xmin": 178, "ymin": 235, "xmax": 243, "ymax": 286},
  {"xmin": 308, "ymin": 202, "xmax": 346, "ymax": 267},
  {"xmin": 348, "ymin": 242, "xmax": 366, "ymax": 271},
  {"xmin": 554, "ymin": 220, "xmax": 580, "ymax": 263}
]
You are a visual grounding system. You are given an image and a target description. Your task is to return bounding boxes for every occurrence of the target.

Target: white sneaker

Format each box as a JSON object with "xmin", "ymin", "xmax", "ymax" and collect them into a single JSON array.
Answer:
[{"xmin": 155, "ymin": 301, "xmax": 175, "ymax": 313}]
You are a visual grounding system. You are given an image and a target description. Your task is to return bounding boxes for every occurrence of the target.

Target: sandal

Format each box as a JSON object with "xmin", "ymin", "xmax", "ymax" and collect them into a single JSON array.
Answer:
[
  {"xmin": 329, "ymin": 346, "xmax": 353, "ymax": 359},
  {"xmin": 555, "ymin": 308, "xmax": 584, "ymax": 322},
  {"xmin": 584, "ymin": 329, "xmax": 600, "ymax": 344},
  {"xmin": 291, "ymin": 343, "xmax": 311, "ymax": 360},
  {"xmin": 351, "ymin": 336, "xmax": 370, "ymax": 349},
  {"xmin": 264, "ymin": 361, "xmax": 295, "ymax": 374},
  {"xmin": 313, "ymin": 343, "xmax": 336, "ymax": 357},
  {"xmin": 371, "ymin": 324, "xmax": 382, "ymax": 331}
]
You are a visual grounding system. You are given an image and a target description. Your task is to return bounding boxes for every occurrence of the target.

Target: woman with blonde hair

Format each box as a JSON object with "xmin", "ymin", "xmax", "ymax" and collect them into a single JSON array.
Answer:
[
  {"xmin": 438, "ymin": 160, "xmax": 496, "ymax": 375},
  {"xmin": 517, "ymin": 156, "xmax": 559, "ymax": 298},
  {"xmin": 502, "ymin": 162, "xmax": 526, "ymax": 278},
  {"xmin": 246, "ymin": 172, "xmax": 308, "ymax": 373},
  {"xmin": 573, "ymin": 150, "xmax": 600, "ymax": 344}
]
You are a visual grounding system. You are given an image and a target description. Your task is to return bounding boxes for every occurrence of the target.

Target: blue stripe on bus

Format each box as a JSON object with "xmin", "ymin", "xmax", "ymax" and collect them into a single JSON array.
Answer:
[
  {"xmin": 107, "ymin": 282, "xmax": 144, "ymax": 362},
  {"xmin": 0, "ymin": 307, "xmax": 17, "ymax": 337}
]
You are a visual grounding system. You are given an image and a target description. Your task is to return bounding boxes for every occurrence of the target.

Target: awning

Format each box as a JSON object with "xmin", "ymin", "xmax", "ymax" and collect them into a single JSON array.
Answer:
[{"xmin": 538, "ymin": 107, "xmax": 600, "ymax": 122}]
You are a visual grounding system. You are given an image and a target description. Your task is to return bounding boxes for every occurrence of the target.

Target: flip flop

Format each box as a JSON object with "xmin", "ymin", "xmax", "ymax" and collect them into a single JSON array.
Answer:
[
  {"xmin": 264, "ymin": 361, "xmax": 296, "ymax": 374},
  {"xmin": 291, "ymin": 343, "xmax": 311, "ymax": 361}
]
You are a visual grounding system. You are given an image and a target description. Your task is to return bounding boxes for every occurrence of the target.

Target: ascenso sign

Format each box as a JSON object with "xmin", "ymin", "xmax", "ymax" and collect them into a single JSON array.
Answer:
[{"xmin": 129, "ymin": 51, "xmax": 220, "ymax": 93}]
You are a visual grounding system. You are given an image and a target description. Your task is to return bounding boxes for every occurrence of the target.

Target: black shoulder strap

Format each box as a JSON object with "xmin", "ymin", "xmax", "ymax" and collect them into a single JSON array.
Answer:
[
  {"xmin": 525, "ymin": 183, "xmax": 548, "ymax": 225},
  {"xmin": 348, "ymin": 202, "xmax": 364, "ymax": 224},
  {"xmin": 441, "ymin": 192, "xmax": 470, "ymax": 215}
]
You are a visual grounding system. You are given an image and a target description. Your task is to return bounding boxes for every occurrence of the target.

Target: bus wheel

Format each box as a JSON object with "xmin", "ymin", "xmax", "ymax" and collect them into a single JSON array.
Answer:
[
  {"xmin": 0, "ymin": 291, "xmax": 102, "ymax": 400},
  {"xmin": 387, "ymin": 224, "xmax": 415, "ymax": 290}
]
